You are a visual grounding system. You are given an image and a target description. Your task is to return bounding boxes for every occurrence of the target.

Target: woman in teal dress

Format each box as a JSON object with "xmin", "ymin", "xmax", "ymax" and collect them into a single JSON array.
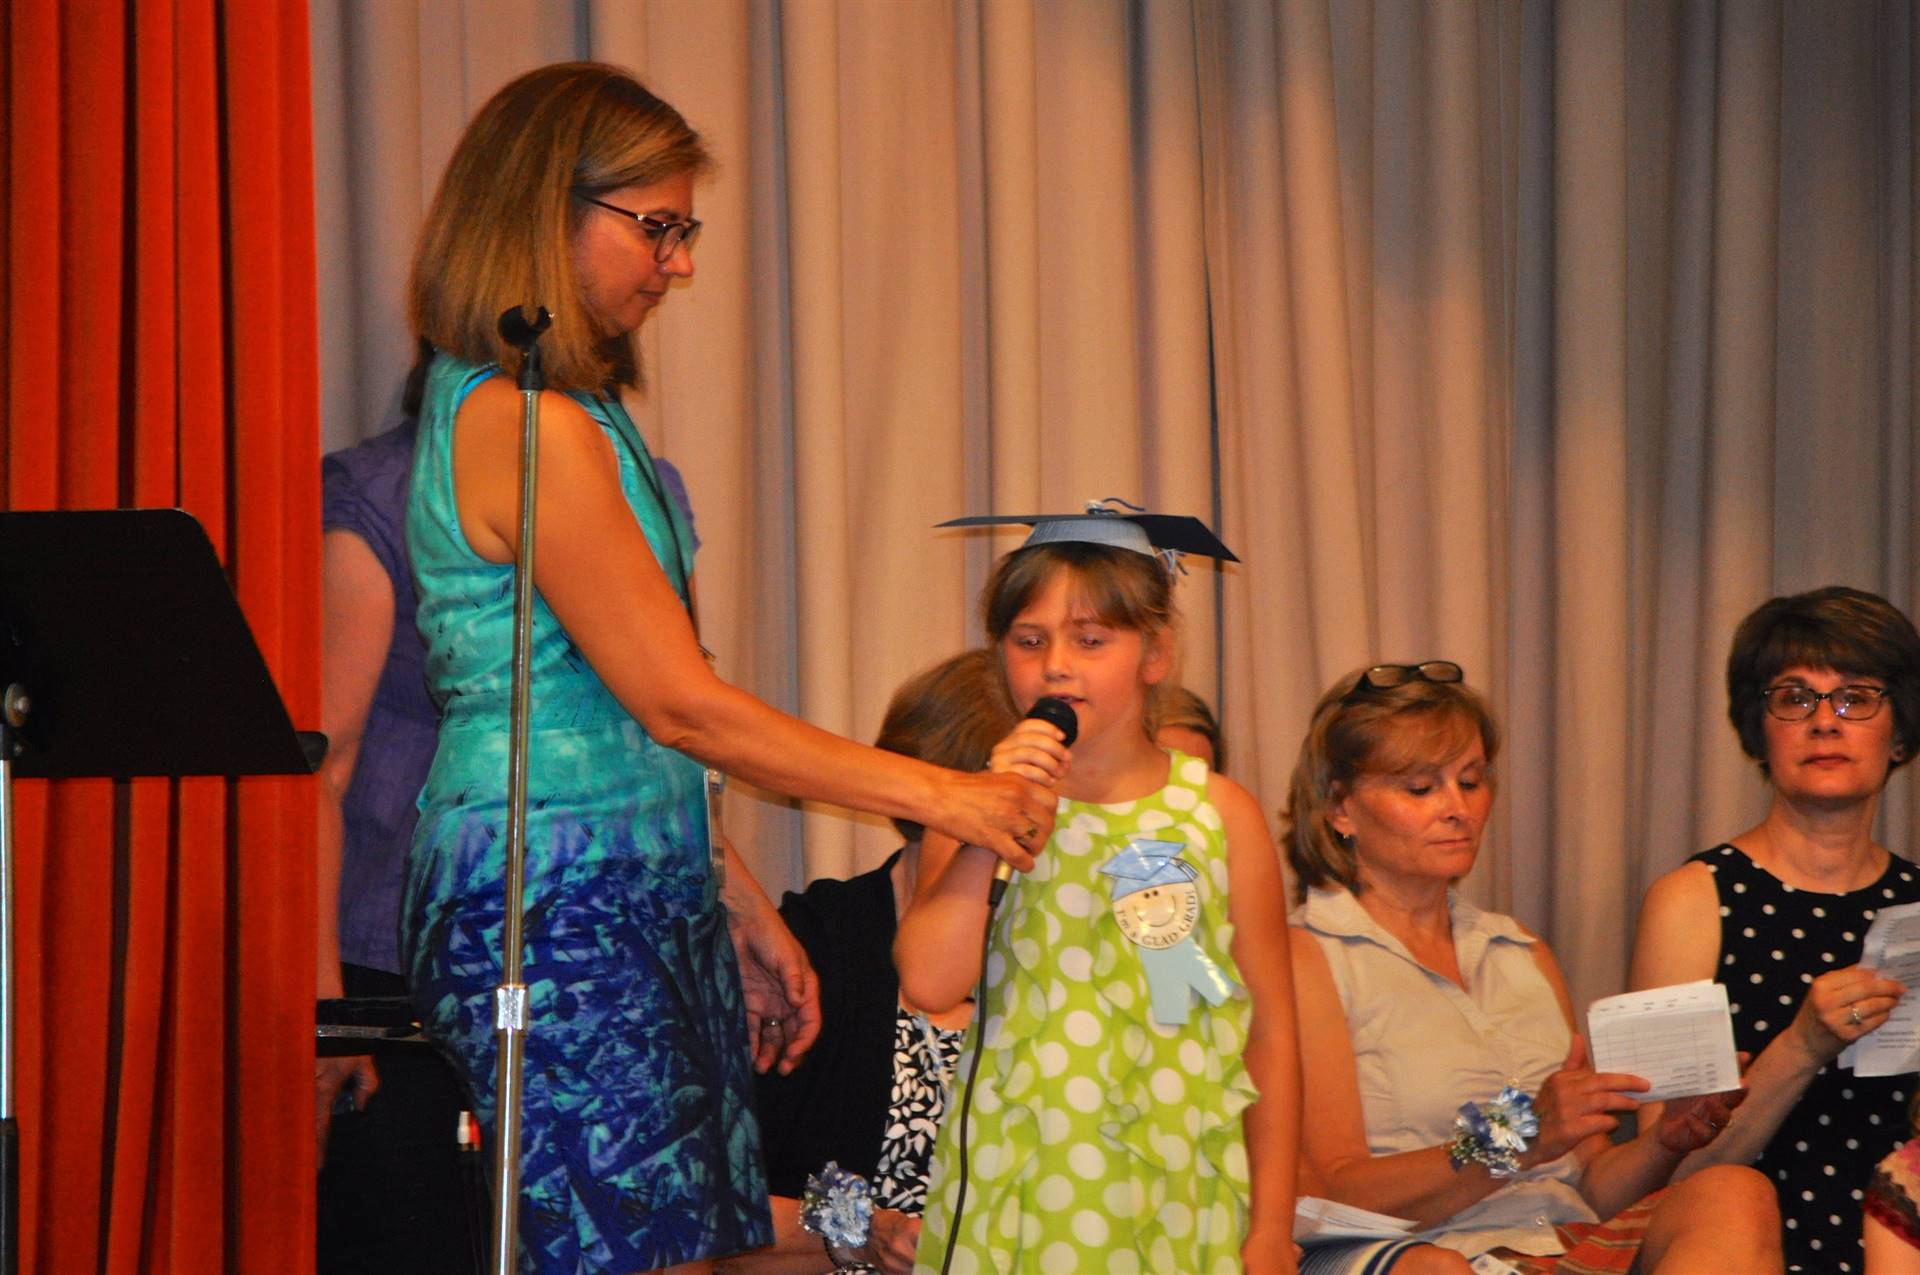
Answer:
[{"xmin": 401, "ymin": 64, "xmax": 1055, "ymax": 1275}]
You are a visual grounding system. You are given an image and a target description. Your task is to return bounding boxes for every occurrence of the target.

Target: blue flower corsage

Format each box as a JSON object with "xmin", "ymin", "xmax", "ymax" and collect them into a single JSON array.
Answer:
[
  {"xmin": 1445, "ymin": 1084, "xmax": 1539, "ymax": 1178},
  {"xmin": 799, "ymin": 1161, "xmax": 873, "ymax": 1251}
]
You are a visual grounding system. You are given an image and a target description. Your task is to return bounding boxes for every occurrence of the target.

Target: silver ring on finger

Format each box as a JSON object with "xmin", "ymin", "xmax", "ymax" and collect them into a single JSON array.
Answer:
[{"xmin": 1850, "ymin": 1005, "xmax": 1864, "ymax": 1028}]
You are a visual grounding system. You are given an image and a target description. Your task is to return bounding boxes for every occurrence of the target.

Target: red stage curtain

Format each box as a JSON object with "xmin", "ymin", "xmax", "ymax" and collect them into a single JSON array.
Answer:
[{"xmin": 1, "ymin": 2, "xmax": 320, "ymax": 1272}]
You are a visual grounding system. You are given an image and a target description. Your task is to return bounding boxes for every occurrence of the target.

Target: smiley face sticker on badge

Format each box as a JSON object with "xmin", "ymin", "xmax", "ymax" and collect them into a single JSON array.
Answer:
[{"xmin": 1112, "ymin": 878, "xmax": 1200, "ymax": 949}]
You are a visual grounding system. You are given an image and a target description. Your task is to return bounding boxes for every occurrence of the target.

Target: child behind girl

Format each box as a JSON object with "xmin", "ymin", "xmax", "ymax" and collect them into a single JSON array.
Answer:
[{"xmin": 896, "ymin": 513, "xmax": 1301, "ymax": 1275}]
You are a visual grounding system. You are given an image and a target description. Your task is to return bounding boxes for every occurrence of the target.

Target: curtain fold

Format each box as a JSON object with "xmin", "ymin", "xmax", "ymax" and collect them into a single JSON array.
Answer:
[
  {"xmin": 307, "ymin": 0, "xmax": 1918, "ymax": 1015},
  {"xmin": 2, "ymin": 2, "xmax": 321, "ymax": 1272}
]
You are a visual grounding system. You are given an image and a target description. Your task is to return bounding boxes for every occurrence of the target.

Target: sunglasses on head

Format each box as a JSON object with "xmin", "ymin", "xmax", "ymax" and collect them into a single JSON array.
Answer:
[{"xmin": 1345, "ymin": 661, "xmax": 1465, "ymax": 699}]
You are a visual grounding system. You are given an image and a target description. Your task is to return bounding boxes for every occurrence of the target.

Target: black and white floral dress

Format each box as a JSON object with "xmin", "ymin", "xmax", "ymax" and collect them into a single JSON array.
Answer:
[{"xmin": 835, "ymin": 1007, "xmax": 964, "ymax": 1271}]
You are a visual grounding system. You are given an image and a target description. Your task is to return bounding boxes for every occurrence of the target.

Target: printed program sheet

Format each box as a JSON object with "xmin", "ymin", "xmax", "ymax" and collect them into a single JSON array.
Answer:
[
  {"xmin": 1293, "ymin": 1197, "xmax": 1416, "ymax": 1243},
  {"xmin": 1586, "ymin": 980, "xmax": 1739, "ymax": 1101},
  {"xmin": 1840, "ymin": 900, "xmax": 1920, "ymax": 1077}
]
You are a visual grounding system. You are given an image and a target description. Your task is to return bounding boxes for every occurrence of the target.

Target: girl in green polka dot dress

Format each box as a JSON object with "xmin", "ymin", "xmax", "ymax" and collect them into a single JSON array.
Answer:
[{"xmin": 897, "ymin": 512, "xmax": 1303, "ymax": 1275}]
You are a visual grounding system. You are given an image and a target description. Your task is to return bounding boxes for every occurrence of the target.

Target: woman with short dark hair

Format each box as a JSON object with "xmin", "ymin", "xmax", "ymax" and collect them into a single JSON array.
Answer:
[{"xmin": 1631, "ymin": 585, "xmax": 1920, "ymax": 1274}]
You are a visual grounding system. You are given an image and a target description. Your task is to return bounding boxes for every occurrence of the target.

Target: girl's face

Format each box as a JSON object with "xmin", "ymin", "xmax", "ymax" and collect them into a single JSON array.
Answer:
[
  {"xmin": 1762, "ymin": 663, "xmax": 1900, "ymax": 810},
  {"xmin": 1330, "ymin": 733, "xmax": 1492, "ymax": 894},
  {"xmin": 999, "ymin": 568, "xmax": 1170, "ymax": 753},
  {"xmin": 571, "ymin": 171, "xmax": 696, "ymax": 338}
]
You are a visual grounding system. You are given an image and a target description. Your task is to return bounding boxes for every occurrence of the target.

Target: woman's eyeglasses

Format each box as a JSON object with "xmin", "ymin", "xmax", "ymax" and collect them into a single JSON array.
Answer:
[
  {"xmin": 1760, "ymin": 683, "xmax": 1888, "ymax": 722},
  {"xmin": 1349, "ymin": 661, "xmax": 1465, "ymax": 695},
  {"xmin": 575, "ymin": 193, "xmax": 702, "ymax": 263}
]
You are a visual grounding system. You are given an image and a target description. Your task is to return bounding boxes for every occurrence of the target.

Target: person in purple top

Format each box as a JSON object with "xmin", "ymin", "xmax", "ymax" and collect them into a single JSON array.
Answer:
[{"xmin": 315, "ymin": 412, "xmax": 472, "ymax": 1272}]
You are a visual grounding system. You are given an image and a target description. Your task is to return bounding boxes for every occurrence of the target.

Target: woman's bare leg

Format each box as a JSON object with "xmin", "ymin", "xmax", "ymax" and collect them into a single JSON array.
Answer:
[{"xmin": 1636, "ymin": 1164, "xmax": 1783, "ymax": 1275}]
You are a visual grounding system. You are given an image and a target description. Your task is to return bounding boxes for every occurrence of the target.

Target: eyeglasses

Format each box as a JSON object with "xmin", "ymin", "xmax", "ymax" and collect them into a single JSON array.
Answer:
[
  {"xmin": 1759, "ymin": 683, "xmax": 1888, "ymax": 722},
  {"xmin": 575, "ymin": 193, "xmax": 702, "ymax": 263},
  {"xmin": 1358, "ymin": 660, "xmax": 1464, "ymax": 691},
  {"xmin": 1349, "ymin": 661, "xmax": 1465, "ymax": 695}
]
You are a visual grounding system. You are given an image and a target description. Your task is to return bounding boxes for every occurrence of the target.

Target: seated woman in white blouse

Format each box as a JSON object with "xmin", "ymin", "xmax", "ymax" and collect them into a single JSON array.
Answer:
[{"xmin": 1285, "ymin": 663, "xmax": 1781, "ymax": 1275}]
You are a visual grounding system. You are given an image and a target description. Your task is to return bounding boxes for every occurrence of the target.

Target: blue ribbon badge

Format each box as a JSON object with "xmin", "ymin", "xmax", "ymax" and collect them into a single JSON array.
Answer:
[{"xmin": 1098, "ymin": 838, "xmax": 1240, "ymax": 1026}]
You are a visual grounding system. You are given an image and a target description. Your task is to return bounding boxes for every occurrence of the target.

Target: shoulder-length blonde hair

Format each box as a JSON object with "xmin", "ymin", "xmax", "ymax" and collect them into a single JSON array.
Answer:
[
  {"xmin": 1281, "ymin": 668, "xmax": 1500, "ymax": 902},
  {"xmin": 409, "ymin": 62, "xmax": 712, "ymax": 393}
]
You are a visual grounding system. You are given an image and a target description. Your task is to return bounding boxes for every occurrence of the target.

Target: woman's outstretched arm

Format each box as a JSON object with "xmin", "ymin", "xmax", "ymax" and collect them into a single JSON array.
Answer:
[{"xmin": 448, "ymin": 379, "xmax": 1054, "ymax": 859}]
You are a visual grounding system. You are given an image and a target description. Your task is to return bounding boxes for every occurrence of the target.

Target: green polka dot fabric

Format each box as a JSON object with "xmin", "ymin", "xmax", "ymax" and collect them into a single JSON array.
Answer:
[{"xmin": 914, "ymin": 752, "xmax": 1256, "ymax": 1274}]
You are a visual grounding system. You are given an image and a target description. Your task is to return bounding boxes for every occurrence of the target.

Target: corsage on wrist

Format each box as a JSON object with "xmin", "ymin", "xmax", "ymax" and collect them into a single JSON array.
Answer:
[
  {"xmin": 1445, "ymin": 1084, "xmax": 1538, "ymax": 1178},
  {"xmin": 799, "ymin": 1161, "xmax": 871, "ymax": 1266}
]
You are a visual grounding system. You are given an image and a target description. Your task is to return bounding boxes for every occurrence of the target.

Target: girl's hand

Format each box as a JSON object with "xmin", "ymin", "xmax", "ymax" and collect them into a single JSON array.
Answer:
[
  {"xmin": 1522, "ymin": 1035, "xmax": 1648, "ymax": 1168},
  {"xmin": 928, "ymin": 769, "xmax": 1057, "ymax": 872},
  {"xmin": 988, "ymin": 716, "xmax": 1071, "ymax": 787},
  {"xmin": 1791, "ymin": 964, "xmax": 1906, "ymax": 1062},
  {"xmin": 1653, "ymin": 1054, "xmax": 1750, "ymax": 1155}
]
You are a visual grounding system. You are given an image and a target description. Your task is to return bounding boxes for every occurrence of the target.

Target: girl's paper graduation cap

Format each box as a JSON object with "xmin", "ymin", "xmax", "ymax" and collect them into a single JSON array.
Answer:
[{"xmin": 937, "ymin": 499, "xmax": 1238, "ymax": 566}]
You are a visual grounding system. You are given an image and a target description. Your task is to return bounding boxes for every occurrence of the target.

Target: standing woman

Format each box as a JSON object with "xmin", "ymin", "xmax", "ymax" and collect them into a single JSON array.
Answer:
[
  {"xmin": 1630, "ymin": 586, "xmax": 1920, "ymax": 1275},
  {"xmin": 403, "ymin": 64, "xmax": 1054, "ymax": 1275}
]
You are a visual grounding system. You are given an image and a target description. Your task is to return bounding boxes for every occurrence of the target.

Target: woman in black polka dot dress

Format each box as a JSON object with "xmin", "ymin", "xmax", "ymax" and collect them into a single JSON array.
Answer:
[{"xmin": 1631, "ymin": 587, "xmax": 1920, "ymax": 1274}]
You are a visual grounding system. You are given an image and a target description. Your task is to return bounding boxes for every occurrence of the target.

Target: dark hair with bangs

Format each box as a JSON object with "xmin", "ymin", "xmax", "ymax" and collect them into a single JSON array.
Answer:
[
  {"xmin": 874, "ymin": 649, "xmax": 1016, "ymax": 841},
  {"xmin": 1281, "ymin": 668, "xmax": 1500, "ymax": 901},
  {"xmin": 981, "ymin": 542, "xmax": 1178, "ymax": 722},
  {"xmin": 1726, "ymin": 585, "xmax": 1920, "ymax": 771}
]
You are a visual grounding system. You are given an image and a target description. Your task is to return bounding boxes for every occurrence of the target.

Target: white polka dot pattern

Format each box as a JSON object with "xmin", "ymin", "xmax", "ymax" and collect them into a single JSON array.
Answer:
[
  {"xmin": 914, "ymin": 751, "xmax": 1252, "ymax": 1273},
  {"xmin": 1698, "ymin": 843, "xmax": 1920, "ymax": 1273}
]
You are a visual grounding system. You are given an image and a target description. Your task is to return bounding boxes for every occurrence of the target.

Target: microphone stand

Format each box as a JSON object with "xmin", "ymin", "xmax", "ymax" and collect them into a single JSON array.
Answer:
[{"xmin": 490, "ymin": 304, "xmax": 551, "ymax": 1275}]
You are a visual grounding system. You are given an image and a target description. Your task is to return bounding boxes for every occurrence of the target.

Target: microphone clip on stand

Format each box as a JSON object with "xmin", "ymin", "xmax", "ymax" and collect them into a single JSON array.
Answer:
[{"xmin": 490, "ymin": 304, "xmax": 552, "ymax": 1275}]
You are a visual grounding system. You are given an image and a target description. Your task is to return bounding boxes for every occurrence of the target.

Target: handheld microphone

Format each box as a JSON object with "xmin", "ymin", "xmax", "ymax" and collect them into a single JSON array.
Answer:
[{"xmin": 988, "ymin": 696, "xmax": 1078, "ymax": 908}]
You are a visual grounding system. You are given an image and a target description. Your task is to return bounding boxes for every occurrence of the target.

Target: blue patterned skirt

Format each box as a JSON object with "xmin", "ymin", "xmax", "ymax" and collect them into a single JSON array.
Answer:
[{"xmin": 407, "ymin": 815, "xmax": 771, "ymax": 1273}]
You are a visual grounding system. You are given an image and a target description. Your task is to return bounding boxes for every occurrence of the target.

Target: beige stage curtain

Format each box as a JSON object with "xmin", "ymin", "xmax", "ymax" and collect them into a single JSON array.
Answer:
[{"xmin": 311, "ymin": 0, "xmax": 1917, "ymax": 1006}]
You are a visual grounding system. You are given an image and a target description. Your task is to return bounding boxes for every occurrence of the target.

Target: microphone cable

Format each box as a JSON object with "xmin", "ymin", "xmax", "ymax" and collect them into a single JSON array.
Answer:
[
  {"xmin": 940, "ymin": 698, "xmax": 1074, "ymax": 1272},
  {"xmin": 938, "ymin": 877, "xmax": 1011, "ymax": 1275}
]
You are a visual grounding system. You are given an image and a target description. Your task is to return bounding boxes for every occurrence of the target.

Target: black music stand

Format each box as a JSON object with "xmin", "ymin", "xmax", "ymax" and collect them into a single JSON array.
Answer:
[{"xmin": 0, "ymin": 508, "xmax": 325, "ymax": 1275}]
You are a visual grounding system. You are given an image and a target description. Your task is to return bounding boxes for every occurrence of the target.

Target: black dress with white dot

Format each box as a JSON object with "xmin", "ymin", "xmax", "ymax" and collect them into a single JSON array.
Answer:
[{"xmin": 1694, "ymin": 843, "xmax": 1920, "ymax": 1274}]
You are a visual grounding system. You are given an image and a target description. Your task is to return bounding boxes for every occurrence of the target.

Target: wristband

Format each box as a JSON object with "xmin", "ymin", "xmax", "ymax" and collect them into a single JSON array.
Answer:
[
  {"xmin": 1445, "ymin": 1084, "xmax": 1538, "ymax": 1178},
  {"xmin": 799, "ymin": 1161, "xmax": 873, "ymax": 1251}
]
